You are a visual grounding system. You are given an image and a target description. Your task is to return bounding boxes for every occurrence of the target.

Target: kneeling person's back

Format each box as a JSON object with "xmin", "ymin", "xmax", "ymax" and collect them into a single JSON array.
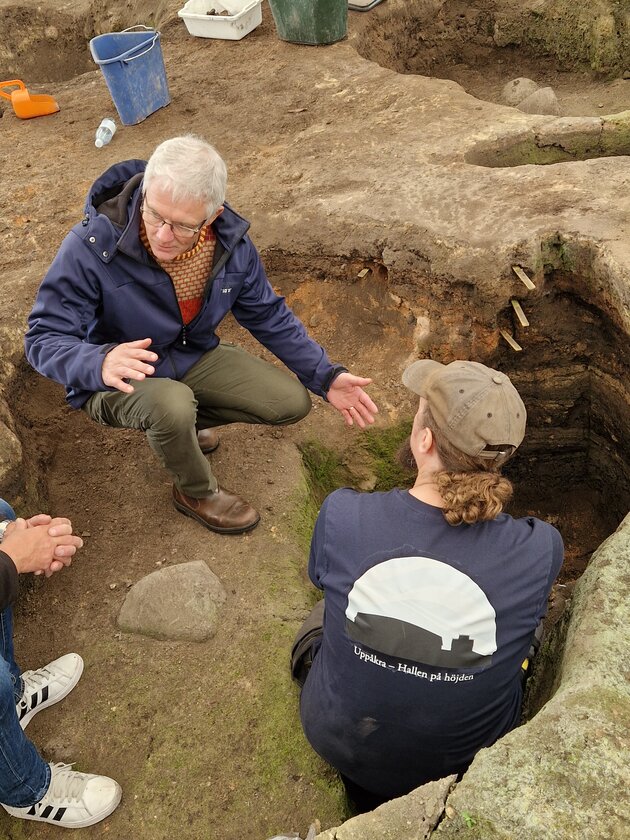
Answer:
[{"xmin": 298, "ymin": 360, "xmax": 563, "ymax": 804}]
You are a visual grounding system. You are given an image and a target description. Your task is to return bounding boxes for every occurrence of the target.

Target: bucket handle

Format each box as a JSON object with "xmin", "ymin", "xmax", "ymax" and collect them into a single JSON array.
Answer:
[
  {"xmin": 95, "ymin": 28, "xmax": 161, "ymax": 65},
  {"xmin": 0, "ymin": 79, "xmax": 25, "ymax": 101},
  {"xmin": 122, "ymin": 32, "xmax": 160, "ymax": 63}
]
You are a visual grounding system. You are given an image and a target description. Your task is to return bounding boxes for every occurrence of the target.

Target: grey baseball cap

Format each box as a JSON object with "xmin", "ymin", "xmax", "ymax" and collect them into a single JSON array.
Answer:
[{"xmin": 402, "ymin": 360, "xmax": 527, "ymax": 459}]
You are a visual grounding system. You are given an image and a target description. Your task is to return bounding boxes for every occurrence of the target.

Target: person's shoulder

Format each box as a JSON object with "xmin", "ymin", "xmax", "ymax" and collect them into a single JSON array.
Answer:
[
  {"xmin": 215, "ymin": 202, "xmax": 251, "ymax": 243},
  {"xmin": 500, "ymin": 512, "xmax": 563, "ymax": 548},
  {"xmin": 323, "ymin": 487, "xmax": 399, "ymax": 513}
]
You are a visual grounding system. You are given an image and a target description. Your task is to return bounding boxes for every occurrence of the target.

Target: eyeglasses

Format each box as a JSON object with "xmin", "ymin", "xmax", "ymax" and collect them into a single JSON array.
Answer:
[{"xmin": 141, "ymin": 199, "xmax": 206, "ymax": 240}]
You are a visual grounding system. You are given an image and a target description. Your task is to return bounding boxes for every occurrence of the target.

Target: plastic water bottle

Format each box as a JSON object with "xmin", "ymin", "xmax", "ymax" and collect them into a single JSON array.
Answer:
[{"xmin": 94, "ymin": 118, "xmax": 116, "ymax": 148}]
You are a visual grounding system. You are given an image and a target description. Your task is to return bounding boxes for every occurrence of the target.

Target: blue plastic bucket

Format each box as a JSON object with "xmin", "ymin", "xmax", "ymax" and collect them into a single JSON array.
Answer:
[{"xmin": 89, "ymin": 25, "xmax": 170, "ymax": 125}]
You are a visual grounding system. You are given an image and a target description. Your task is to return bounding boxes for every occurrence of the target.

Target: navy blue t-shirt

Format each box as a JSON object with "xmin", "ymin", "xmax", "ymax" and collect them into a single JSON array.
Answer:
[{"xmin": 300, "ymin": 488, "xmax": 564, "ymax": 799}]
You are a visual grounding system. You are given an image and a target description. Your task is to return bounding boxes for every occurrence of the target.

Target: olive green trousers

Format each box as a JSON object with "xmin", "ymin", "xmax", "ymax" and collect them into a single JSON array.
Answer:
[{"xmin": 84, "ymin": 342, "xmax": 312, "ymax": 496}]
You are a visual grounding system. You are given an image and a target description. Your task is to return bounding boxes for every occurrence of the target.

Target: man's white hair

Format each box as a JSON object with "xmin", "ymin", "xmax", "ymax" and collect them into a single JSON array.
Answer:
[{"xmin": 143, "ymin": 135, "xmax": 227, "ymax": 217}]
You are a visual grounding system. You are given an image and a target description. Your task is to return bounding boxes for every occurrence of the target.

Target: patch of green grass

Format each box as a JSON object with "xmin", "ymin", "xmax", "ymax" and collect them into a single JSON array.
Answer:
[
  {"xmin": 361, "ymin": 419, "xmax": 414, "ymax": 491},
  {"xmin": 462, "ymin": 811, "xmax": 477, "ymax": 828},
  {"xmin": 294, "ymin": 440, "xmax": 351, "ymax": 549},
  {"xmin": 294, "ymin": 423, "xmax": 415, "ymax": 549},
  {"xmin": 253, "ymin": 624, "xmax": 349, "ymax": 821},
  {"xmin": 299, "ymin": 440, "xmax": 349, "ymax": 503}
]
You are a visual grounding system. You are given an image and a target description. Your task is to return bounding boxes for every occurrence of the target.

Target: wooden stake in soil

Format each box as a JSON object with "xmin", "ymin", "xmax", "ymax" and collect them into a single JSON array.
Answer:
[
  {"xmin": 512, "ymin": 265, "xmax": 536, "ymax": 290},
  {"xmin": 510, "ymin": 299, "xmax": 530, "ymax": 327},
  {"xmin": 500, "ymin": 329, "xmax": 523, "ymax": 351}
]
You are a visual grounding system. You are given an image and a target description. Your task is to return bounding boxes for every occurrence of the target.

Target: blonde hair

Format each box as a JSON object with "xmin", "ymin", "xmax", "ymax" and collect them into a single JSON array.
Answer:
[{"xmin": 422, "ymin": 406, "xmax": 515, "ymax": 526}]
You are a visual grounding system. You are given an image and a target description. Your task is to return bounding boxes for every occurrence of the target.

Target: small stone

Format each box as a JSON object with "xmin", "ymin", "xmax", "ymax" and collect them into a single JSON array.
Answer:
[
  {"xmin": 109, "ymin": 583, "xmax": 117, "ymax": 590},
  {"xmin": 501, "ymin": 77, "xmax": 539, "ymax": 106},
  {"xmin": 517, "ymin": 87, "xmax": 561, "ymax": 116},
  {"xmin": 624, "ymin": 70, "xmax": 630, "ymax": 79}
]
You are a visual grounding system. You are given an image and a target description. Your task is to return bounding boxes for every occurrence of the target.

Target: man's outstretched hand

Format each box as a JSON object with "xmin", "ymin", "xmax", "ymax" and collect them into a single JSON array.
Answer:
[
  {"xmin": 102, "ymin": 338, "xmax": 158, "ymax": 394},
  {"xmin": 327, "ymin": 372, "xmax": 378, "ymax": 428}
]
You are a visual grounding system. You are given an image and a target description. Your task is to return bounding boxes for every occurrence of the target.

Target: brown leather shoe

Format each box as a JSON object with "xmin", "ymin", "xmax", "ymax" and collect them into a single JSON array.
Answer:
[
  {"xmin": 197, "ymin": 429, "xmax": 220, "ymax": 454},
  {"xmin": 173, "ymin": 486, "xmax": 260, "ymax": 535}
]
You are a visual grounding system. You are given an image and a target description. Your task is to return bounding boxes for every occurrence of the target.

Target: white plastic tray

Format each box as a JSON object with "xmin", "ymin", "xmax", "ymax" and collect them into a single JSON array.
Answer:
[{"xmin": 178, "ymin": 0, "xmax": 263, "ymax": 40}]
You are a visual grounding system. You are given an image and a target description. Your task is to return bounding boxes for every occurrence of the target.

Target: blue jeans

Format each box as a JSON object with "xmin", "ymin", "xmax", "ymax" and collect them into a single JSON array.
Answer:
[
  {"xmin": 0, "ymin": 499, "xmax": 50, "ymax": 807},
  {"xmin": 0, "ymin": 500, "xmax": 16, "ymax": 522}
]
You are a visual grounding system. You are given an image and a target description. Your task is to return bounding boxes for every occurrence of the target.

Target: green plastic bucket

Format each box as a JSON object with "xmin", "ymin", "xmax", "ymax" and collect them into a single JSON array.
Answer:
[{"xmin": 267, "ymin": 0, "xmax": 347, "ymax": 45}]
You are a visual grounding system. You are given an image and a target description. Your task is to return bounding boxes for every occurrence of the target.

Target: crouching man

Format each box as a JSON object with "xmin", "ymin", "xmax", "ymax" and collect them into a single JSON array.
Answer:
[
  {"xmin": 292, "ymin": 361, "xmax": 563, "ymax": 810},
  {"xmin": 25, "ymin": 135, "xmax": 377, "ymax": 537}
]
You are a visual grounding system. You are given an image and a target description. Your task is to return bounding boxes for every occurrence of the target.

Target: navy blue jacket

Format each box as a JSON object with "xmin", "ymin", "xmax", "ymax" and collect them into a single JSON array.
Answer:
[{"xmin": 25, "ymin": 160, "xmax": 344, "ymax": 407}]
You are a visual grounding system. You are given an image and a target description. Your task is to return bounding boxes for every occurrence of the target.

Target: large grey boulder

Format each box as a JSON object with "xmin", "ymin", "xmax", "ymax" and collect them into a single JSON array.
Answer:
[
  {"xmin": 316, "ymin": 776, "xmax": 456, "ymax": 840},
  {"xmin": 118, "ymin": 560, "xmax": 226, "ymax": 641}
]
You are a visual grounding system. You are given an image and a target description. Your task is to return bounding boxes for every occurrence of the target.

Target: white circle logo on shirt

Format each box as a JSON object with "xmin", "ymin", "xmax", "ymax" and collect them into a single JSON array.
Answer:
[{"xmin": 345, "ymin": 555, "xmax": 497, "ymax": 668}]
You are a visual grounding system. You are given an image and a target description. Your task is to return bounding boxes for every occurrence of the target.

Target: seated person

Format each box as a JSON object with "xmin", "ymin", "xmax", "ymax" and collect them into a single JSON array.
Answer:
[
  {"xmin": 292, "ymin": 360, "xmax": 563, "ymax": 810},
  {"xmin": 0, "ymin": 500, "xmax": 121, "ymax": 828}
]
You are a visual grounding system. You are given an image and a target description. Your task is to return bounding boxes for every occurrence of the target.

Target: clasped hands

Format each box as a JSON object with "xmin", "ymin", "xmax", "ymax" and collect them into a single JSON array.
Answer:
[{"xmin": 2, "ymin": 515, "xmax": 83, "ymax": 578}]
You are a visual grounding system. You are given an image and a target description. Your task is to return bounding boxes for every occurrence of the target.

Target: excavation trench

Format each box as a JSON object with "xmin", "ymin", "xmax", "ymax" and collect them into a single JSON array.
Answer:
[
  {"xmin": 354, "ymin": 0, "xmax": 630, "ymax": 117},
  {"xmin": 293, "ymin": 256, "xmax": 629, "ymax": 631},
  {"xmin": 0, "ymin": 0, "xmax": 170, "ymax": 84},
  {"xmin": 3, "ymin": 250, "xmax": 629, "ymax": 839}
]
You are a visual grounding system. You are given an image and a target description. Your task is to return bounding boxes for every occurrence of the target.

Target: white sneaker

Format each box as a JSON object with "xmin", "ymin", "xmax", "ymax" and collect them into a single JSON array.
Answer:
[
  {"xmin": 17, "ymin": 653, "xmax": 84, "ymax": 730},
  {"xmin": 2, "ymin": 762, "xmax": 122, "ymax": 828}
]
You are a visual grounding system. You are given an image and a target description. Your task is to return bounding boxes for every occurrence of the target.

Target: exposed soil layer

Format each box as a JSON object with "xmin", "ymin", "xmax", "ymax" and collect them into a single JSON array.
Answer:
[{"xmin": 354, "ymin": 0, "xmax": 630, "ymax": 117}]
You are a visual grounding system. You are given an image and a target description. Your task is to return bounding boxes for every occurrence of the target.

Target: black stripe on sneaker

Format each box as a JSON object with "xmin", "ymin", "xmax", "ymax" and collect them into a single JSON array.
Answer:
[
  {"xmin": 41, "ymin": 686, "xmax": 49, "ymax": 703},
  {"xmin": 41, "ymin": 805, "xmax": 54, "ymax": 818},
  {"xmin": 53, "ymin": 807, "xmax": 66, "ymax": 821},
  {"xmin": 27, "ymin": 805, "xmax": 37, "ymax": 816}
]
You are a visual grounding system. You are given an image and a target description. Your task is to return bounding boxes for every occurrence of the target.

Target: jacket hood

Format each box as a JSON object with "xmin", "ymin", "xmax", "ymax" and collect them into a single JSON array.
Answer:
[{"xmin": 77, "ymin": 159, "xmax": 250, "ymax": 265}]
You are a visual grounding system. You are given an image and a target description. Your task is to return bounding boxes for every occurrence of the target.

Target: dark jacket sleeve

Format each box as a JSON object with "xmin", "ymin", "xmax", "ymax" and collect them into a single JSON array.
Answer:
[
  {"xmin": 25, "ymin": 231, "xmax": 111, "ymax": 393},
  {"xmin": 0, "ymin": 551, "xmax": 19, "ymax": 612}
]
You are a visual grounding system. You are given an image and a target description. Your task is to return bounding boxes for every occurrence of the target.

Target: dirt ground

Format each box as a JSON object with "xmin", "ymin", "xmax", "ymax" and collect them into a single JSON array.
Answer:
[{"xmin": 0, "ymin": 1, "xmax": 627, "ymax": 838}]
